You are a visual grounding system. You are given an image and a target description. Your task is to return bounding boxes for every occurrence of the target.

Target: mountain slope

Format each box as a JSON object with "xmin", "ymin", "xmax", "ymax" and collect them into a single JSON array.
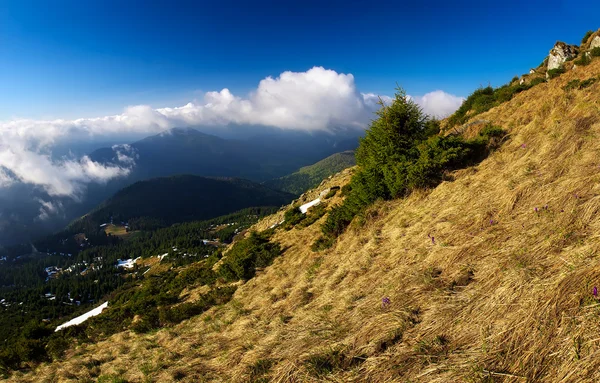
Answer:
[
  {"xmin": 14, "ymin": 35, "xmax": 600, "ymax": 383},
  {"xmin": 263, "ymin": 150, "xmax": 356, "ymax": 195},
  {"xmin": 78, "ymin": 175, "xmax": 294, "ymax": 229},
  {"xmin": 89, "ymin": 127, "xmax": 359, "ymax": 183}
]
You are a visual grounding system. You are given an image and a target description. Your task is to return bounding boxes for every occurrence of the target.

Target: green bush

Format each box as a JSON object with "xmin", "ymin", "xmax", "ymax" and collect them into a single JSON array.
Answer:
[
  {"xmin": 283, "ymin": 207, "xmax": 306, "ymax": 229},
  {"xmin": 324, "ymin": 186, "xmax": 340, "ymax": 199},
  {"xmin": 591, "ymin": 47, "xmax": 600, "ymax": 57},
  {"xmin": 574, "ymin": 54, "xmax": 592, "ymax": 66},
  {"xmin": 580, "ymin": 77, "xmax": 598, "ymax": 89},
  {"xmin": 159, "ymin": 287, "xmax": 236, "ymax": 324},
  {"xmin": 316, "ymin": 90, "xmax": 506, "ymax": 247},
  {"xmin": 582, "ymin": 30, "xmax": 594, "ymax": 45},
  {"xmin": 296, "ymin": 203, "xmax": 327, "ymax": 229},
  {"xmin": 218, "ymin": 232, "xmax": 282, "ymax": 281},
  {"xmin": 547, "ymin": 67, "xmax": 566, "ymax": 79},
  {"xmin": 563, "ymin": 77, "xmax": 598, "ymax": 91},
  {"xmin": 529, "ymin": 77, "xmax": 546, "ymax": 86},
  {"xmin": 447, "ymin": 82, "xmax": 535, "ymax": 128},
  {"xmin": 564, "ymin": 79, "xmax": 581, "ymax": 91}
]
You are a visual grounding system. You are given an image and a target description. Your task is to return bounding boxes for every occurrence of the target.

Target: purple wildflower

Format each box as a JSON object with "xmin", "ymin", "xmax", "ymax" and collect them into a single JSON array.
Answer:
[
  {"xmin": 490, "ymin": 219, "xmax": 494, "ymax": 225},
  {"xmin": 428, "ymin": 233, "xmax": 435, "ymax": 244},
  {"xmin": 382, "ymin": 297, "xmax": 391, "ymax": 308},
  {"xmin": 521, "ymin": 143, "xmax": 527, "ymax": 148},
  {"xmin": 534, "ymin": 207, "xmax": 538, "ymax": 213},
  {"xmin": 594, "ymin": 286, "xmax": 598, "ymax": 297}
]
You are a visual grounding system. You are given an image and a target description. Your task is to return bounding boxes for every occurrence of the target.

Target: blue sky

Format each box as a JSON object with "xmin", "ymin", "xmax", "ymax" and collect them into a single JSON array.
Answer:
[{"xmin": 0, "ymin": 0, "xmax": 598, "ymax": 119}]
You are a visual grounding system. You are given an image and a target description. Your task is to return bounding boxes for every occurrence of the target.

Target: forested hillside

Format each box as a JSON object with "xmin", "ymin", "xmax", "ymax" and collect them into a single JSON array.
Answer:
[
  {"xmin": 74, "ymin": 175, "xmax": 294, "ymax": 231},
  {"xmin": 264, "ymin": 151, "xmax": 356, "ymax": 195}
]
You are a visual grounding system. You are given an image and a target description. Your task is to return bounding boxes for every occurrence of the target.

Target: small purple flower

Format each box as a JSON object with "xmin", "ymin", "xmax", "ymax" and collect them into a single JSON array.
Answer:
[
  {"xmin": 544, "ymin": 205, "xmax": 548, "ymax": 210},
  {"xmin": 490, "ymin": 219, "xmax": 494, "ymax": 225},
  {"xmin": 382, "ymin": 297, "xmax": 391, "ymax": 308},
  {"xmin": 521, "ymin": 143, "xmax": 527, "ymax": 148},
  {"xmin": 594, "ymin": 286, "xmax": 598, "ymax": 297},
  {"xmin": 534, "ymin": 207, "xmax": 538, "ymax": 213}
]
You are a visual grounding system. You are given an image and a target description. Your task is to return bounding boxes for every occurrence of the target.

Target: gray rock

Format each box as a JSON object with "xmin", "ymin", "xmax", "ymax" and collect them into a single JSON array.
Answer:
[
  {"xmin": 547, "ymin": 41, "xmax": 578, "ymax": 71},
  {"xmin": 591, "ymin": 35, "xmax": 600, "ymax": 49}
]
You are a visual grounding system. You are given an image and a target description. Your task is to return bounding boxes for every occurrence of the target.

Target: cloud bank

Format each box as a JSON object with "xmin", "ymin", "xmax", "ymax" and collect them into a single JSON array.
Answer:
[{"xmin": 0, "ymin": 67, "xmax": 463, "ymax": 207}]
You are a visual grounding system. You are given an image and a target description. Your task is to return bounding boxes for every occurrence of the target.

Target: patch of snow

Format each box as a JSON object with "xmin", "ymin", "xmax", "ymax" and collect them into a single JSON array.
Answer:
[
  {"xmin": 55, "ymin": 302, "xmax": 108, "ymax": 332},
  {"xmin": 299, "ymin": 198, "xmax": 321, "ymax": 214},
  {"xmin": 116, "ymin": 257, "xmax": 141, "ymax": 269}
]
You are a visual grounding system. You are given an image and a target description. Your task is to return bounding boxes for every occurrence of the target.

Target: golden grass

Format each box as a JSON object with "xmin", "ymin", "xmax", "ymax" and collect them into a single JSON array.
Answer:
[{"xmin": 12, "ymin": 60, "xmax": 600, "ymax": 383}]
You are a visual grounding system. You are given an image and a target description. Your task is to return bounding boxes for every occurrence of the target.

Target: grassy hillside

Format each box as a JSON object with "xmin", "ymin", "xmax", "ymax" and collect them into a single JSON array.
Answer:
[
  {"xmin": 76, "ymin": 175, "xmax": 294, "ymax": 230},
  {"xmin": 264, "ymin": 151, "xmax": 356, "ymax": 195},
  {"xmin": 11, "ymin": 32, "xmax": 600, "ymax": 383}
]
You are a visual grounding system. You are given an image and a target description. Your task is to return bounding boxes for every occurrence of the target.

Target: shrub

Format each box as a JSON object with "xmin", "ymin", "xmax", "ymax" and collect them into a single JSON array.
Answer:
[
  {"xmin": 564, "ymin": 79, "xmax": 581, "ymax": 91},
  {"xmin": 580, "ymin": 77, "xmax": 598, "ymax": 89},
  {"xmin": 529, "ymin": 77, "xmax": 546, "ymax": 86},
  {"xmin": 218, "ymin": 232, "xmax": 281, "ymax": 281},
  {"xmin": 282, "ymin": 207, "xmax": 305, "ymax": 229},
  {"xmin": 317, "ymin": 90, "xmax": 505, "ymax": 245},
  {"xmin": 591, "ymin": 47, "xmax": 600, "ymax": 57},
  {"xmin": 447, "ymin": 83, "xmax": 533, "ymax": 128},
  {"xmin": 574, "ymin": 54, "xmax": 592, "ymax": 66},
  {"xmin": 159, "ymin": 287, "xmax": 236, "ymax": 325},
  {"xmin": 340, "ymin": 184, "xmax": 352, "ymax": 196},
  {"xmin": 324, "ymin": 186, "xmax": 340, "ymax": 199},
  {"xmin": 547, "ymin": 67, "xmax": 565, "ymax": 79},
  {"xmin": 563, "ymin": 77, "xmax": 597, "ymax": 91},
  {"xmin": 296, "ymin": 203, "xmax": 327, "ymax": 228},
  {"xmin": 582, "ymin": 31, "xmax": 594, "ymax": 45}
]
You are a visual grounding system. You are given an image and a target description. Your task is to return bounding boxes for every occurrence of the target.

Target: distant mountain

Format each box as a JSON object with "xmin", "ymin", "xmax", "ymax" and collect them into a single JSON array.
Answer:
[
  {"xmin": 89, "ymin": 127, "xmax": 359, "ymax": 182},
  {"xmin": 0, "ymin": 127, "xmax": 359, "ymax": 246},
  {"xmin": 75, "ymin": 174, "xmax": 294, "ymax": 230},
  {"xmin": 264, "ymin": 150, "xmax": 356, "ymax": 195}
]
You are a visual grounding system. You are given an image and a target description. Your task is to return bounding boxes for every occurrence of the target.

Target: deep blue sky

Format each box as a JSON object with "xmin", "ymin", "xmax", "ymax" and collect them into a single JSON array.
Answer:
[{"xmin": 0, "ymin": 0, "xmax": 598, "ymax": 119}]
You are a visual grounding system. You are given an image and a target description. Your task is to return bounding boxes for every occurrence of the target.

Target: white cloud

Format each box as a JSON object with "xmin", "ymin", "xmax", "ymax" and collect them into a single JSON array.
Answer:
[
  {"xmin": 0, "ymin": 67, "xmax": 464, "ymax": 203},
  {"xmin": 409, "ymin": 90, "xmax": 465, "ymax": 118},
  {"xmin": 36, "ymin": 199, "xmax": 64, "ymax": 221}
]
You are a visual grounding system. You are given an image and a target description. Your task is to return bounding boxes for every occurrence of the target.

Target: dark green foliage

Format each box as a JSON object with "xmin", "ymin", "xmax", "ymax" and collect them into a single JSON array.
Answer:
[
  {"xmin": 574, "ymin": 53, "xmax": 592, "ymax": 66},
  {"xmin": 591, "ymin": 47, "xmax": 600, "ymax": 57},
  {"xmin": 264, "ymin": 151, "xmax": 356, "ymax": 195},
  {"xmin": 582, "ymin": 30, "xmax": 594, "ymax": 45},
  {"xmin": 580, "ymin": 77, "xmax": 598, "ymax": 89},
  {"xmin": 529, "ymin": 77, "xmax": 546, "ymax": 87},
  {"xmin": 324, "ymin": 186, "xmax": 340, "ymax": 200},
  {"xmin": 447, "ymin": 80, "xmax": 542, "ymax": 128},
  {"xmin": 547, "ymin": 67, "xmax": 566, "ymax": 79},
  {"xmin": 563, "ymin": 77, "xmax": 598, "ymax": 91},
  {"xmin": 316, "ymin": 90, "xmax": 505, "ymax": 249},
  {"xmin": 311, "ymin": 235, "xmax": 336, "ymax": 252},
  {"xmin": 296, "ymin": 204, "xmax": 327, "ymax": 229},
  {"xmin": 79, "ymin": 175, "xmax": 293, "ymax": 231},
  {"xmin": 159, "ymin": 286, "xmax": 236, "ymax": 325},
  {"xmin": 218, "ymin": 232, "xmax": 282, "ymax": 281},
  {"xmin": 340, "ymin": 184, "xmax": 352, "ymax": 196},
  {"xmin": 248, "ymin": 358, "xmax": 274, "ymax": 382},
  {"xmin": 283, "ymin": 207, "xmax": 306, "ymax": 229},
  {"xmin": 304, "ymin": 348, "xmax": 364, "ymax": 376}
]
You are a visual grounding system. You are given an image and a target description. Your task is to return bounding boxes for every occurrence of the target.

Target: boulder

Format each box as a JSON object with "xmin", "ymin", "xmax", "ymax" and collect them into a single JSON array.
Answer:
[
  {"xmin": 547, "ymin": 41, "xmax": 579, "ymax": 71},
  {"xmin": 591, "ymin": 35, "xmax": 600, "ymax": 49}
]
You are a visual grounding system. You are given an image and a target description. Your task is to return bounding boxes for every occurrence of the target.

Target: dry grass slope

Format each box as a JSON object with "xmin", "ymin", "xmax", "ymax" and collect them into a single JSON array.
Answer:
[{"xmin": 12, "ymin": 60, "xmax": 600, "ymax": 383}]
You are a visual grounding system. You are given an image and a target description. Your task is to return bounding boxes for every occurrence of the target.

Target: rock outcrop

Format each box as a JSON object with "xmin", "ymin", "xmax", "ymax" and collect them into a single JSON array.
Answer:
[
  {"xmin": 547, "ymin": 41, "xmax": 578, "ymax": 71},
  {"xmin": 591, "ymin": 35, "xmax": 600, "ymax": 49}
]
